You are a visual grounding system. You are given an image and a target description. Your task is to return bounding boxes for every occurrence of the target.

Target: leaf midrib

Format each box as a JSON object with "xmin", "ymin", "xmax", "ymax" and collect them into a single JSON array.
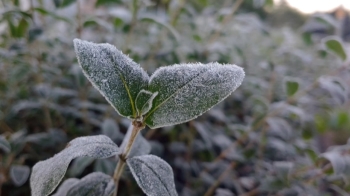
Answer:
[
  {"xmin": 132, "ymin": 158, "xmax": 172, "ymax": 196},
  {"xmin": 109, "ymin": 54, "xmax": 137, "ymax": 117},
  {"xmin": 144, "ymin": 68, "xmax": 210, "ymax": 121}
]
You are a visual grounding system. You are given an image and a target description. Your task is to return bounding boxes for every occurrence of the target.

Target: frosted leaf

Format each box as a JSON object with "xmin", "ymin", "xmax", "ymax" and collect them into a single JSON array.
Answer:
[
  {"xmin": 127, "ymin": 154, "xmax": 178, "ymax": 196},
  {"xmin": 135, "ymin": 90, "xmax": 158, "ymax": 116},
  {"xmin": 0, "ymin": 135, "xmax": 11, "ymax": 153},
  {"xmin": 30, "ymin": 135, "xmax": 119, "ymax": 196},
  {"xmin": 73, "ymin": 39, "xmax": 149, "ymax": 118},
  {"xmin": 10, "ymin": 165, "xmax": 30, "ymax": 186},
  {"xmin": 145, "ymin": 62, "xmax": 245, "ymax": 128},
  {"xmin": 52, "ymin": 178, "xmax": 79, "ymax": 196},
  {"xmin": 67, "ymin": 172, "xmax": 115, "ymax": 196}
]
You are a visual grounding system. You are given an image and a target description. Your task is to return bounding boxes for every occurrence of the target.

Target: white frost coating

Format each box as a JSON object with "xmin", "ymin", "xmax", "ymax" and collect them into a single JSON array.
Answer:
[
  {"xmin": 10, "ymin": 165, "xmax": 30, "ymax": 186},
  {"xmin": 135, "ymin": 90, "xmax": 159, "ymax": 116},
  {"xmin": 30, "ymin": 135, "xmax": 119, "ymax": 196},
  {"xmin": 145, "ymin": 62, "xmax": 245, "ymax": 128},
  {"xmin": 67, "ymin": 172, "xmax": 115, "ymax": 196},
  {"xmin": 52, "ymin": 178, "xmax": 79, "ymax": 196},
  {"xmin": 127, "ymin": 155, "xmax": 178, "ymax": 196},
  {"xmin": 73, "ymin": 39, "xmax": 149, "ymax": 118}
]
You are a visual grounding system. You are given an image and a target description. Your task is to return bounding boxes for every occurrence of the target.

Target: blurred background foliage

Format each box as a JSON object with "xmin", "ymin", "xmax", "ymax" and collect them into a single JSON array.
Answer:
[{"xmin": 1, "ymin": 0, "xmax": 350, "ymax": 195}]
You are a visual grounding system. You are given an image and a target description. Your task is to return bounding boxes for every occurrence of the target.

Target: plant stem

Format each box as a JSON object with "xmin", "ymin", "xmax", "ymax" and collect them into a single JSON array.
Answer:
[{"xmin": 112, "ymin": 121, "xmax": 145, "ymax": 196}]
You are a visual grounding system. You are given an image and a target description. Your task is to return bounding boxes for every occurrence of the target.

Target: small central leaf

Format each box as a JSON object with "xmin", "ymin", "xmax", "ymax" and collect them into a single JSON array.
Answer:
[
  {"xmin": 144, "ymin": 62, "xmax": 245, "ymax": 128},
  {"xmin": 73, "ymin": 39, "xmax": 149, "ymax": 118},
  {"xmin": 135, "ymin": 90, "xmax": 158, "ymax": 116}
]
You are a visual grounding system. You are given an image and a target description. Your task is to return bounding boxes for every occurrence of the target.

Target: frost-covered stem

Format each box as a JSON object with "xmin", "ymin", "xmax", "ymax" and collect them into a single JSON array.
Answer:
[{"xmin": 113, "ymin": 121, "xmax": 144, "ymax": 196}]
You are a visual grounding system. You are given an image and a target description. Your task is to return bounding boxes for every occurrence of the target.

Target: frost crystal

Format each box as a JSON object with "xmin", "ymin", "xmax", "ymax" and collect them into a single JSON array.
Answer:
[
  {"xmin": 30, "ymin": 135, "xmax": 119, "ymax": 196},
  {"xmin": 73, "ymin": 39, "xmax": 149, "ymax": 118},
  {"xmin": 127, "ymin": 154, "xmax": 178, "ymax": 196},
  {"xmin": 145, "ymin": 62, "xmax": 245, "ymax": 128}
]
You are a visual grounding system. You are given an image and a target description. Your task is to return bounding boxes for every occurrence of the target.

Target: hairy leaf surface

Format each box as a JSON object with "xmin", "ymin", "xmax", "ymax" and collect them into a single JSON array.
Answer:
[
  {"xmin": 73, "ymin": 39, "xmax": 149, "ymax": 118},
  {"xmin": 127, "ymin": 155, "xmax": 178, "ymax": 196},
  {"xmin": 145, "ymin": 63, "xmax": 244, "ymax": 128},
  {"xmin": 52, "ymin": 178, "xmax": 79, "ymax": 196},
  {"xmin": 30, "ymin": 135, "xmax": 119, "ymax": 196},
  {"xmin": 67, "ymin": 172, "xmax": 115, "ymax": 196}
]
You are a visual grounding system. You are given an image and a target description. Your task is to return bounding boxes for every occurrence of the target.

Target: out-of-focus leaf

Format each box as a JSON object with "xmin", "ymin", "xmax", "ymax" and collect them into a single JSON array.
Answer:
[
  {"xmin": 284, "ymin": 77, "xmax": 299, "ymax": 97},
  {"xmin": 10, "ymin": 165, "xmax": 31, "ymax": 186},
  {"xmin": 101, "ymin": 118, "xmax": 122, "ymax": 141},
  {"xmin": 127, "ymin": 155, "xmax": 178, "ymax": 196},
  {"xmin": 0, "ymin": 136, "xmax": 11, "ymax": 153},
  {"xmin": 128, "ymin": 133, "xmax": 151, "ymax": 158},
  {"xmin": 68, "ymin": 157, "xmax": 95, "ymax": 177},
  {"xmin": 94, "ymin": 159, "xmax": 116, "ymax": 175},
  {"xmin": 319, "ymin": 149, "xmax": 350, "ymax": 175},
  {"xmin": 318, "ymin": 76, "xmax": 348, "ymax": 105},
  {"xmin": 67, "ymin": 172, "xmax": 115, "ymax": 196},
  {"xmin": 34, "ymin": 8, "xmax": 71, "ymax": 23},
  {"xmin": 266, "ymin": 117, "xmax": 292, "ymax": 141},
  {"xmin": 96, "ymin": 0, "xmax": 121, "ymax": 7},
  {"xmin": 30, "ymin": 135, "xmax": 119, "ymax": 196},
  {"xmin": 139, "ymin": 14, "xmax": 180, "ymax": 41},
  {"xmin": 323, "ymin": 36, "xmax": 347, "ymax": 61},
  {"xmin": 16, "ymin": 18, "xmax": 29, "ymax": 38},
  {"xmin": 60, "ymin": 0, "xmax": 76, "ymax": 8}
]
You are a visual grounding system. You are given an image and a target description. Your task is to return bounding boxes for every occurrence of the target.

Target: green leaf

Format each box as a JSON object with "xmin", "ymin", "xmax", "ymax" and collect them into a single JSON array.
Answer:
[
  {"xmin": 34, "ymin": 8, "xmax": 71, "ymax": 23},
  {"xmin": 73, "ymin": 39, "xmax": 149, "ymax": 118},
  {"xmin": 324, "ymin": 37, "xmax": 347, "ymax": 61},
  {"xmin": 127, "ymin": 155, "xmax": 178, "ymax": 196},
  {"xmin": 139, "ymin": 15, "xmax": 180, "ymax": 41},
  {"xmin": 135, "ymin": 90, "xmax": 158, "ymax": 116},
  {"xmin": 0, "ymin": 136, "xmax": 11, "ymax": 153},
  {"xmin": 95, "ymin": 0, "xmax": 121, "ymax": 7},
  {"xmin": 17, "ymin": 18, "xmax": 29, "ymax": 38},
  {"xmin": 30, "ymin": 135, "xmax": 119, "ymax": 196},
  {"xmin": 60, "ymin": 0, "xmax": 76, "ymax": 8},
  {"xmin": 67, "ymin": 172, "xmax": 115, "ymax": 196},
  {"xmin": 284, "ymin": 78, "xmax": 299, "ymax": 97},
  {"xmin": 144, "ymin": 63, "xmax": 245, "ymax": 128}
]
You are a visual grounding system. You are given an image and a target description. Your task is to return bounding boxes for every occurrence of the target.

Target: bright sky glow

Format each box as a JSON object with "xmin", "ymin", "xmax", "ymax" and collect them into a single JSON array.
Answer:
[{"xmin": 274, "ymin": 0, "xmax": 350, "ymax": 13}]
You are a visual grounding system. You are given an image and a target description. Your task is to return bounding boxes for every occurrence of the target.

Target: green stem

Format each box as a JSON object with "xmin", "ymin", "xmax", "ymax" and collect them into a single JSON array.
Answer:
[{"xmin": 112, "ymin": 121, "xmax": 145, "ymax": 196}]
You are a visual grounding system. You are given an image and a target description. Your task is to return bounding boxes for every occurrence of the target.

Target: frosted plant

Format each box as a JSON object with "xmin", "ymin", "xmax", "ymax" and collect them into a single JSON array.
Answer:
[{"xmin": 30, "ymin": 39, "xmax": 245, "ymax": 196}]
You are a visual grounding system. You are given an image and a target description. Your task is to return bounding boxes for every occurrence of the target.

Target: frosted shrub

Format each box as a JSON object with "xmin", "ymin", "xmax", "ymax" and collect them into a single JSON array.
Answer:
[{"xmin": 29, "ymin": 39, "xmax": 245, "ymax": 196}]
